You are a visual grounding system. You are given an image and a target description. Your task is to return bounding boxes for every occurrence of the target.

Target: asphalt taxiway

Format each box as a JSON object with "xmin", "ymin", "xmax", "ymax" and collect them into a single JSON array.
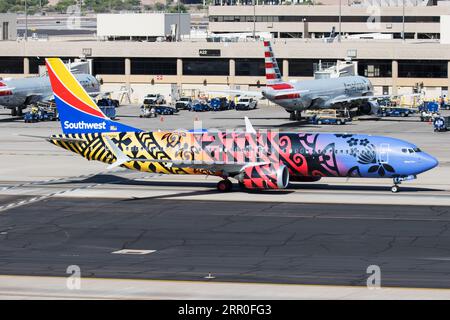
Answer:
[
  {"xmin": 0, "ymin": 104, "xmax": 449, "ymax": 298},
  {"xmin": 1, "ymin": 197, "xmax": 450, "ymax": 287}
]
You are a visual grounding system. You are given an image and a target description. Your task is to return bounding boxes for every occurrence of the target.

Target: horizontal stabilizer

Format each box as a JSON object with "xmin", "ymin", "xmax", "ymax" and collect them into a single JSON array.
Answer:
[{"xmin": 18, "ymin": 134, "xmax": 87, "ymax": 143}]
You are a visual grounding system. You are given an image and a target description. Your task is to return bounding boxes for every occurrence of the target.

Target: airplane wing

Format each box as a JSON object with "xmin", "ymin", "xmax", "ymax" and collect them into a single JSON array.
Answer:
[
  {"xmin": 103, "ymin": 117, "xmax": 266, "ymax": 174},
  {"xmin": 209, "ymin": 89, "xmax": 310, "ymax": 99},
  {"xmin": 273, "ymin": 90, "xmax": 310, "ymax": 97},
  {"xmin": 103, "ymin": 135, "xmax": 268, "ymax": 174},
  {"xmin": 39, "ymin": 94, "xmax": 54, "ymax": 102},
  {"xmin": 0, "ymin": 86, "xmax": 14, "ymax": 93},
  {"xmin": 329, "ymin": 93, "xmax": 421, "ymax": 105}
]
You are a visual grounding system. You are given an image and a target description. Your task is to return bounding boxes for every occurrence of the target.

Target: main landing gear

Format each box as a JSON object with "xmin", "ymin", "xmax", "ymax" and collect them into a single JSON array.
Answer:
[
  {"xmin": 11, "ymin": 107, "xmax": 23, "ymax": 117},
  {"xmin": 217, "ymin": 179, "xmax": 233, "ymax": 192},
  {"xmin": 289, "ymin": 110, "xmax": 302, "ymax": 121}
]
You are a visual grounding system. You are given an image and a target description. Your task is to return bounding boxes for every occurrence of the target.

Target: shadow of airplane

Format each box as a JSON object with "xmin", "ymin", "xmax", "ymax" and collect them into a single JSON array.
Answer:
[{"xmin": 46, "ymin": 173, "xmax": 443, "ymax": 194}]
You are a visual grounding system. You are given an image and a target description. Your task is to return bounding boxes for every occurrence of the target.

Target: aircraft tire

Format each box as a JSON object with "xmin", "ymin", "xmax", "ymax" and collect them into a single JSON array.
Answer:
[
  {"xmin": 217, "ymin": 179, "xmax": 232, "ymax": 192},
  {"xmin": 289, "ymin": 112, "xmax": 296, "ymax": 121},
  {"xmin": 391, "ymin": 185, "xmax": 399, "ymax": 193},
  {"xmin": 11, "ymin": 108, "xmax": 17, "ymax": 117}
]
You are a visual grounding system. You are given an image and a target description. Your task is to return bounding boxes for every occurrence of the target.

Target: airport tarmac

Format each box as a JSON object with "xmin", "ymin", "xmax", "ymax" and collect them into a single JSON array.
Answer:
[{"xmin": 0, "ymin": 104, "xmax": 449, "ymax": 298}]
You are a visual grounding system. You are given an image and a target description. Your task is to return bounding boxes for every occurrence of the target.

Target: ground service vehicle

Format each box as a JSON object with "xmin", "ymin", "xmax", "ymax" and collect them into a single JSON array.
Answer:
[
  {"xmin": 236, "ymin": 97, "xmax": 257, "ymax": 110},
  {"xmin": 144, "ymin": 94, "xmax": 166, "ymax": 105},
  {"xmin": 379, "ymin": 107, "xmax": 413, "ymax": 117},
  {"xmin": 308, "ymin": 109, "xmax": 350, "ymax": 125},
  {"xmin": 140, "ymin": 105, "xmax": 157, "ymax": 118},
  {"xmin": 433, "ymin": 116, "xmax": 450, "ymax": 132},
  {"xmin": 97, "ymin": 98, "xmax": 117, "ymax": 119},
  {"xmin": 175, "ymin": 97, "xmax": 193, "ymax": 110}
]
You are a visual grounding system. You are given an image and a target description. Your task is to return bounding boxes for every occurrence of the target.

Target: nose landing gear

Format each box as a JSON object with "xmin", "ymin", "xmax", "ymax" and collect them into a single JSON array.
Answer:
[
  {"xmin": 391, "ymin": 184, "xmax": 400, "ymax": 193},
  {"xmin": 217, "ymin": 179, "xmax": 233, "ymax": 192},
  {"xmin": 391, "ymin": 175, "xmax": 416, "ymax": 193}
]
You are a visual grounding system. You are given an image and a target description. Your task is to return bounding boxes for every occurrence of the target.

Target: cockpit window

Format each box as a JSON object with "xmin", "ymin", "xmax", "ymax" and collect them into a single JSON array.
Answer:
[
  {"xmin": 401, "ymin": 148, "xmax": 407, "ymax": 153},
  {"xmin": 408, "ymin": 148, "xmax": 414, "ymax": 154},
  {"xmin": 413, "ymin": 147, "xmax": 422, "ymax": 152}
]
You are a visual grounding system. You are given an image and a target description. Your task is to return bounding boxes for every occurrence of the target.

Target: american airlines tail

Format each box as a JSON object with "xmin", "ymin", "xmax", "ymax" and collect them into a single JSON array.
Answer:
[
  {"xmin": 263, "ymin": 41, "xmax": 294, "ymax": 91},
  {"xmin": 46, "ymin": 58, "xmax": 140, "ymax": 134}
]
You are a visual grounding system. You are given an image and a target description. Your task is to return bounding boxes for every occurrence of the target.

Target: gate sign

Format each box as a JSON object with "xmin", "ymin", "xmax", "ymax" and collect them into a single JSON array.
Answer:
[{"xmin": 199, "ymin": 49, "xmax": 221, "ymax": 57}]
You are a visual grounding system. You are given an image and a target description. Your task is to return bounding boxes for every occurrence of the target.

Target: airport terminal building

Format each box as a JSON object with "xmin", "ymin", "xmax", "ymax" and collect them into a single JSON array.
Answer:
[{"xmin": 2, "ymin": 8, "xmax": 450, "ymax": 100}]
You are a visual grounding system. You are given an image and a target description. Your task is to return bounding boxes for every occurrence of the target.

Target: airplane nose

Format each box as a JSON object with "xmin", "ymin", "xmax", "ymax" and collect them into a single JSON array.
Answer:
[{"xmin": 421, "ymin": 153, "xmax": 439, "ymax": 171}]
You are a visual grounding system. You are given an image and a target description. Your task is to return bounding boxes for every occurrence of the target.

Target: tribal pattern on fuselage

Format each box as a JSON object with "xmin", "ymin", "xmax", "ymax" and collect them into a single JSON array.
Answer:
[{"xmin": 49, "ymin": 131, "xmax": 406, "ymax": 179}]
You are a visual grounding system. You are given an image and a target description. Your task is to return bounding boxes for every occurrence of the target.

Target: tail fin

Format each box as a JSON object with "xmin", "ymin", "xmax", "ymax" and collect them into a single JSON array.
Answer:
[
  {"xmin": 46, "ymin": 58, "xmax": 140, "ymax": 134},
  {"xmin": 263, "ymin": 41, "xmax": 293, "ymax": 90}
]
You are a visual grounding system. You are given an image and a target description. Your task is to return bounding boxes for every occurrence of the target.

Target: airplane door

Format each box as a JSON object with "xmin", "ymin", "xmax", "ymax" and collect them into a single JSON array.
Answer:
[{"xmin": 379, "ymin": 143, "xmax": 389, "ymax": 163}]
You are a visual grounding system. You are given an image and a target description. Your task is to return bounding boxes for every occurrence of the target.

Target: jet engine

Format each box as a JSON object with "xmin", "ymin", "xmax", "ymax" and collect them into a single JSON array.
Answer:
[
  {"xmin": 358, "ymin": 100, "xmax": 379, "ymax": 115},
  {"xmin": 290, "ymin": 176, "xmax": 322, "ymax": 182},
  {"xmin": 238, "ymin": 164, "xmax": 289, "ymax": 189}
]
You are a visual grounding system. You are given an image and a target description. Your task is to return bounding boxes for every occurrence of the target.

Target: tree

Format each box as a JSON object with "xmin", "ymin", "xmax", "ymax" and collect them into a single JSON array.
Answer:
[
  {"xmin": 55, "ymin": 0, "xmax": 76, "ymax": 13},
  {"xmin": 0, "ymin": 0, "xmax": 49, "ymax": 13},
  {"xmin": 154, "ymin": 2, "xmax": 165, "ymax": 11}
]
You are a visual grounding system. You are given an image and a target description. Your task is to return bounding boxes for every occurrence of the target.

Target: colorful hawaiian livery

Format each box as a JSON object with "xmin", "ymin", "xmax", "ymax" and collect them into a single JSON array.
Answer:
[{"xmin": 45, "ymin": 58, "xmax": 438, "ymax": 193}]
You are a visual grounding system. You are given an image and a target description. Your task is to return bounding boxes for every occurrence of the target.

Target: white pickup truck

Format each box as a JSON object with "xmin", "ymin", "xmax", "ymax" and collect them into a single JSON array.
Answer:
[{"xmin": 236, "ymin": 97, "xmax": 257, "ymax": 110}]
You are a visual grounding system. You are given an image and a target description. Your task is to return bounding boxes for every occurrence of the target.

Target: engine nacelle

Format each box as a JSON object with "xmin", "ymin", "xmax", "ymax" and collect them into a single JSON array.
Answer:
[
  {"xmin": 238, "ymin": 164, "xmax": 289, "ymax": 189},
  {"xmin": 358, "ymin": 100, "xmax": 379, "ymax": 115},
  {"xmin": 290, "ymin": 176, "xmax": 322, "ymax": 182}
]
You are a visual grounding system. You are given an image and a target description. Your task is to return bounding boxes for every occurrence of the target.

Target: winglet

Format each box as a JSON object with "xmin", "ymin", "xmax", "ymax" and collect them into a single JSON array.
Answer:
[
  {"xmin": 103, "ymin": 135, "xmax": 130, "ymax": 170},
  {"xmin": 245, "ymin": 117, "xmax": 256, "ymax": 134}
]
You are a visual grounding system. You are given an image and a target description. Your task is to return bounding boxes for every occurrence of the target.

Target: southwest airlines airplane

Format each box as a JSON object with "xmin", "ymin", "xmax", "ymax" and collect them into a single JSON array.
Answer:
[{"xmin": 45, "ymin": 58, "xmax": 438, "ymax": 193}]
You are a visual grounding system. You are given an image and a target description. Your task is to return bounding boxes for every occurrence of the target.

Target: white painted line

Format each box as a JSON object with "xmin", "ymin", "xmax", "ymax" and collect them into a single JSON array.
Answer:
[{"xmin": 111, "ymin": 249, "xmax": 156, "ymax": 255}]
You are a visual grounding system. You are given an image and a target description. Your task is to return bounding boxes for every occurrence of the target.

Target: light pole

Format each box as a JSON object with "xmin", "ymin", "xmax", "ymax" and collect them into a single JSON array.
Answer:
[
  {"xmin": 338, "ymin": 0, "xmax": 341, "ymax": 42},
  {"xmin": 253, "ymin": 0, "xmax": 256, "ymax": 39},
  {"xmin": 402, "ymin": 0, "xmax": 405, "ymax": 41},
  {"xmin": 178, "ymin": 0, "xmax": 181, "ymax": 41},
  {"xmin": 24, "ymin": 0, "xmax": 28, "ymax": 41}
]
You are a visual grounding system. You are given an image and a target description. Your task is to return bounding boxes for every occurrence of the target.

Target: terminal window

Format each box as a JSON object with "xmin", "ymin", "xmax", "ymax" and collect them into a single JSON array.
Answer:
[
  {"xmin": 131, "ymin": 58, "xmax": 177, "ymax": 75},
  {"xmin": 289, "ymin": 59, "xmax": 335, "ymax": 77},
  {"xmin": 0, "ymin": 57, "xmax": 23, "ymax": 74},
  {"xmin": 236, "ymin": 59, "xmax": 282, "ymax": 76},
  {"xmin": 183, "ymin": 58, "xmax": 229, "ymax": 76},
  {"xmin": 28, "ymin": 57, "xmax": 76, "ymax": 74},
  {"xmin": 93, "ymin": 58, "xmax": 125, "ymax": 75},
  {"xmin": 358, "ymin": 60, "xmax": 392, "ymax": 78},
  {"xmin": 398, "ymin": 60, "xmax": 447, "ymax": 78}
]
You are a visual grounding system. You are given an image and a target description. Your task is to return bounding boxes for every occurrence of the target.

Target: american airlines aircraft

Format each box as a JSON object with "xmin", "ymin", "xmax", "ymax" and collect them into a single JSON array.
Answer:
[
  {"xmin": 226, "ymin": 41, "xmax": 392, "ymax": 121},
  {"xmin": 40, "ymin": 58, "xmax": 438, "ymax": 194},
  {"xmin": 0, "ymin": 73, "xmax": 100, "ymax": 116}
]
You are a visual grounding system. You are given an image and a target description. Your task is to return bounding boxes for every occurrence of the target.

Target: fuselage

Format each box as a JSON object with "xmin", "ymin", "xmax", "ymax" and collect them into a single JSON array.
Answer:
[
  {"xmin": 0, "ymin": 74, "xmax": 99, "ymax": 109},
  {"xmin": 264, "ymin": 76, "xmax": 373, "ymax": 112},
  {"xmin": 49, "ymin": 130, "xmax": 437, "ymax": 180}
]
